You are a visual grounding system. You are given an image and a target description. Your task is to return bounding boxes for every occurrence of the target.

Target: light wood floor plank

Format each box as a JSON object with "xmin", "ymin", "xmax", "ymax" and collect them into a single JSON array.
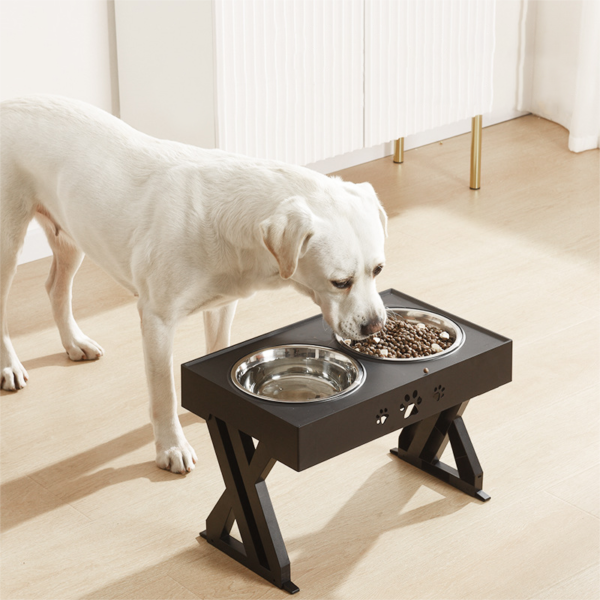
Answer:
[
  {"xmin": 546, "ymin": 464, "xmax": 600, "ymax": 519},
  {"xmin": 107, "ymin": 575, "xmax": 201, "ymax": 600},
  {"xmin": 530, "ymin": 565, "xmax": 600, "ymax": 600}
]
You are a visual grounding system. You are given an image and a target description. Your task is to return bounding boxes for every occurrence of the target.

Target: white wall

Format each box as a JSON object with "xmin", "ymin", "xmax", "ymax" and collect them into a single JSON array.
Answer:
[
  {"xmin": 115, "ymin": 0, "xmax": 215, "ymax": 149},
  {"xmin": 0, "ymin": 0, "xmax": 114, "ymax": 107},
  {"xmin": 526, "ymin": 0, "xmax": 582, "ymax": 129},
  {"xmin": 1, "ymin": 0, "xmax": 116, "ymax": 264}
]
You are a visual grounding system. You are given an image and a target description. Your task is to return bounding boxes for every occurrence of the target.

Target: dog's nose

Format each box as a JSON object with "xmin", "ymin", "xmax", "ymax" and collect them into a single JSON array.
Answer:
[{"xmin": 361, "ymin": 319, "xmax": 384, "ymax": 337}]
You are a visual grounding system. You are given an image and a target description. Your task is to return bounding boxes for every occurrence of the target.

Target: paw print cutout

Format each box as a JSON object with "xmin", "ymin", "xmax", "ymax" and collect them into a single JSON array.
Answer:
[
  {"xmin": 434, "ymin": 385, "xmax": 446, "ymax": 401},
  {"xmin": 400, "ymin": 390, "xmax": 422, "ymax": 419},
  {"xmin": 376, "ymin": 408, "xmax": 389, "ymax": 425}
]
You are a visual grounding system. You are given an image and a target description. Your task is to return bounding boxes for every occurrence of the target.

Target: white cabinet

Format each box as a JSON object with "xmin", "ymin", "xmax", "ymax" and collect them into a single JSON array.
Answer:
[
  {"xmin": 364, "ymin": 0, "xmax": 495, "ymax": 147},
  {"xmin": 115, "ymin": 0, "xmax": 495, "ymax": 165}
]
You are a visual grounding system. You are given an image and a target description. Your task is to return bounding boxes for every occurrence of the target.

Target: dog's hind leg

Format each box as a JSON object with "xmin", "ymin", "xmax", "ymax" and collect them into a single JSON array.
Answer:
[
  {"xmin": 203, "ymin": 301, "xmax": 238, "ymax": 354},
  {"xmin": 0, "ymin": 214, "xmax": 32, "ymax": 391},
  {"xmin": 36, "ymin": 211, "xmax": 104, "ymax": 361}
]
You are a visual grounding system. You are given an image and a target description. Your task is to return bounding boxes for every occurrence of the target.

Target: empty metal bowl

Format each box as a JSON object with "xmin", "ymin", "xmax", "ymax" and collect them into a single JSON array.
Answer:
[
  {"xmin": 231, "ymin": 345, "xmax": 365, "ymax": 403},
  {"xmin": 336, "ymin": 307, "xmax": 465, "ymax": 362}
]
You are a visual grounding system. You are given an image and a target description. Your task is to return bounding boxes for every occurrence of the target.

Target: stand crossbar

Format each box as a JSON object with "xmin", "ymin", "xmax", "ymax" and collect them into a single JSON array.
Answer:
[{"xmin": 391, "ymin": 401, "xmax": 490, "ymax": 502}]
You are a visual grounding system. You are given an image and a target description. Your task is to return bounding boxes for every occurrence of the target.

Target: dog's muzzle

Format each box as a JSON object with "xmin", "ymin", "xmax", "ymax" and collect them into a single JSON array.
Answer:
[{"xmin": 360, "ymin": 318, "xmax": 385, "ymax": 338}]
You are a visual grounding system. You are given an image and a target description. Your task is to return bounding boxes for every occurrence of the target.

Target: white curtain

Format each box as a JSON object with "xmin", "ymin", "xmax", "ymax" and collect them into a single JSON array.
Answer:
[
  {"xmin": 522, "ymin": 0, "xmax": 600, "ymax": 153},
  {"xmin": 364, "ymin": 0, "xmax": 496, "ymax": 147},
  {"xmin": 214, "ymin": 0, "xmax": 364, "ymax": 165}
]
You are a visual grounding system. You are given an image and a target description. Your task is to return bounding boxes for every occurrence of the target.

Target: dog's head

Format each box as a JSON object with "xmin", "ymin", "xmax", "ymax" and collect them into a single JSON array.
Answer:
[{"xmin": 260, "ymin": 179, "xmax": 388, "ymax": 340}]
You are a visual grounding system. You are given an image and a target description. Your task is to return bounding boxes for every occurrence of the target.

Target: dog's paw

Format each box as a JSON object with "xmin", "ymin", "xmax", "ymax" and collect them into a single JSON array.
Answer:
[
  {"xmin": 65, "ymin": 335, "xmax": 104, "ymax": 361},
  {"xmin": 155, "ymin": 437, "xmax": 198, "ymax": 475},
  {"xmin": 1, "ymin": 357, "xmax": 29, "ymax": 391}
]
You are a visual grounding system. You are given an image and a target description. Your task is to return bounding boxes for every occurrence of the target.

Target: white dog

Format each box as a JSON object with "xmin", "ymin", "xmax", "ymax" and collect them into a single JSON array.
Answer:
[{"xmin": 1, "ymin": 95, "xmax": 387, "ymax": 474}]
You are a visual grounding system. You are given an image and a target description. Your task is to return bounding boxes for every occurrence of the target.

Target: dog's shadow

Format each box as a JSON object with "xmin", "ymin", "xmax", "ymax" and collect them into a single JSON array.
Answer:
[
  {"xmin": 0, "ymin": 412, "xmax": 201, "ymax": 533},
  {"xmin": 0, "ymin": 353, "xmax": 106, "ymax": 398},
  {"xmin": 21, "ymin": 352, "xmax": 91, "ymax": 370},
  {"xmin": 0, "ymin": 353, "xmax": 107, "ymax": 399}
]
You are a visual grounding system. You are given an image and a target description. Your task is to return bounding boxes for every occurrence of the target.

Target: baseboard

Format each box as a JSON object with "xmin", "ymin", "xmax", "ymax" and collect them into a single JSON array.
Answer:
[{"xmin": 18, "ymin": 108, "xmax": 528, "ymax": 265}]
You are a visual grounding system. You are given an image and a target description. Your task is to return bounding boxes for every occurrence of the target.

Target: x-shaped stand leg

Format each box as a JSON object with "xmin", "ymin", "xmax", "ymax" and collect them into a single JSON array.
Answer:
[
  {"xmin": 200, "ymin": 416, "xmax": 299, "ymax": 594},
  {"xmin": 391, "ymin": 401, "xmax": 490, "ymax": 502}
]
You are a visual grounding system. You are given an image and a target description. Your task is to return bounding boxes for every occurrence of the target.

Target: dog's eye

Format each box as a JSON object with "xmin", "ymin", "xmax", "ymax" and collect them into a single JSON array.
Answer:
[
  {"xmin": 332, "ymin": 279, "xmax": 352, "ymax": 290},
  {"xmin": 373, "ymin": 265, "xmax": 384, "ymax": 277}
]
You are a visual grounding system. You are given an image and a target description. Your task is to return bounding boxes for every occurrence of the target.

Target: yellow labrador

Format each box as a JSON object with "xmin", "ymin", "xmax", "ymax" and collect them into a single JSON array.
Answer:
[{"xmin": 0, "ymin": 95, "xmax": 387, "ymax": 473}]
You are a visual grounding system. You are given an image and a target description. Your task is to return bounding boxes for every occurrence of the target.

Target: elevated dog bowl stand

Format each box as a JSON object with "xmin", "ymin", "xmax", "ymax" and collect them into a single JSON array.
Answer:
[{"xmin": 182, "ymin": 289, "xmax": 512, "ymax": 594}]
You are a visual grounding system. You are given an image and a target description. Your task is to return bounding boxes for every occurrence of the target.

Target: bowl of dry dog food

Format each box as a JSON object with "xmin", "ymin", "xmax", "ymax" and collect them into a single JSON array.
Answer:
[
  {"xmin": 336, "ymin": 308, "xmax": 465, "ymax": 362},
  {"xmin": 231, "ymin": 344, "xmax": 366, "ymax": 403}
]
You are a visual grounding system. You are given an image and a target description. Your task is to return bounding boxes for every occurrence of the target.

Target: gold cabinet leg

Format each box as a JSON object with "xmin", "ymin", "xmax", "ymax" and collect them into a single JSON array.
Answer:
[
  {"xmin": 393, "ymin": 138, "xmax": 404, "ymax": 164},
  {"xmin": 470, "ymin": 115, "xmax": 482, "ymax": 190}
]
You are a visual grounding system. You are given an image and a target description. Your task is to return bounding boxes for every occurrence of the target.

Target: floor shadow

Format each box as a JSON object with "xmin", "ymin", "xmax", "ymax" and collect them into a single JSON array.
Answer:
[
  {"xmin": 21, "ymin": 352, "xmax": 94, "ymax": 370},
  {"xmin": 0, "ymin": 353, "xmax": 100, "ymax": 398},
  {"xmin": 83, "ymin": 457, "xmax": 478, "ymax": 599},
  {"xmin": 0, "ymin": 412, "xmax": 201, "ymax": 533},
  {"xmin": 284, "ymin": 458, "xmax": 473, "ymax": 592}
]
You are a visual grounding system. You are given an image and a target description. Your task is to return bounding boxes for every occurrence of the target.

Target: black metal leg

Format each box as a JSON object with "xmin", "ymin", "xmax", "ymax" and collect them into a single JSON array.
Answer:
[
  {"xmin": 391, "ymin": 401, "xmax": 490, "ymax": 502},
  {"xmin": 201, "ymin": 416, "xmax": 299, "ymax": 594}
]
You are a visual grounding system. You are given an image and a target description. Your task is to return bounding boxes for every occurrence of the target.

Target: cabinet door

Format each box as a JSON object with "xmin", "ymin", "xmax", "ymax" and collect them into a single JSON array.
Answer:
[
  {"xmin": 214, "ymin": 0, "xmax": 365, "ymax": 165},
  {"xmin": 364, "ymin": 0, "xmax": 496, "ymax": 147}
]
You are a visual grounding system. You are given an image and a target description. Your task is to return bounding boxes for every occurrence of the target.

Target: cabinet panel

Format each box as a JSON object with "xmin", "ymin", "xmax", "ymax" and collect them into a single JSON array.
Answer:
[
  {"xmin": 214, "ymin": 0, "xmax": 365, "ymax": 165},
  {"xmin": 364, "ymin": 0, "xmax": 495, "ymax": 146}
]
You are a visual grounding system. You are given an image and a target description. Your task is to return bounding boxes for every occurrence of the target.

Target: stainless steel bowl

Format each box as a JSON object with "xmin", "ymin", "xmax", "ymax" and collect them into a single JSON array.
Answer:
[
  {"xmin": 336, "ymin": 307, "xmax": 465, "ymax": 362},
  {"xmin": 231, "ymin": 345, "xmax": 365, "ymax": 403}
]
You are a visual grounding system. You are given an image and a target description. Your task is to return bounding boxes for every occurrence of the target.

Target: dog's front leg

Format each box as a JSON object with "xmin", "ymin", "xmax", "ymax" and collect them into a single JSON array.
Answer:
[
  {"xmin": 139, "ymin": 306, "xmax": 197, "ymax": 474},
  {"xmin": 203, "ymin": 301, "xmax": 238, "ymax": 354}
]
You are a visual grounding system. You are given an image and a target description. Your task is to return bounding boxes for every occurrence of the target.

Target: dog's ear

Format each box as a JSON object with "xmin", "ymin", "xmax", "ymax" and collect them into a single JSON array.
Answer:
[
  {"xmin": 377, "ymin": 201, "xmax": 388, "ymax": 238},
  {"xmin": 356, "ymin": 181, "xmax": 388, "ymax": 238},
  {"xmin": 260, "ymin": 196, "xmax": 315, "ymax": 279}
]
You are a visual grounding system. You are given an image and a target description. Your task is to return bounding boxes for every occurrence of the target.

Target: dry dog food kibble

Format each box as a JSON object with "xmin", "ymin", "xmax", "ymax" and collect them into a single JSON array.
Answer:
[{"xmin": 345, "ymin": 312, "xmax": 456, "ymax": 359}]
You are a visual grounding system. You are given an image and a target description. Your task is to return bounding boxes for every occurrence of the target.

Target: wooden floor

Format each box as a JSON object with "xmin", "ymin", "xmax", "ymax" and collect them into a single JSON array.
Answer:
[{"xmin": 1, "ymin": 115, "xmax": 598, "ymax": 600}]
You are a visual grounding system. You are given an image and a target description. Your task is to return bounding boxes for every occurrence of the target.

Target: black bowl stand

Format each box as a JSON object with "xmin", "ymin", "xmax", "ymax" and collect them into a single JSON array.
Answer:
[{"xmin": 182, "ymin": 289, "xmax": 512, "ymax": 593}]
